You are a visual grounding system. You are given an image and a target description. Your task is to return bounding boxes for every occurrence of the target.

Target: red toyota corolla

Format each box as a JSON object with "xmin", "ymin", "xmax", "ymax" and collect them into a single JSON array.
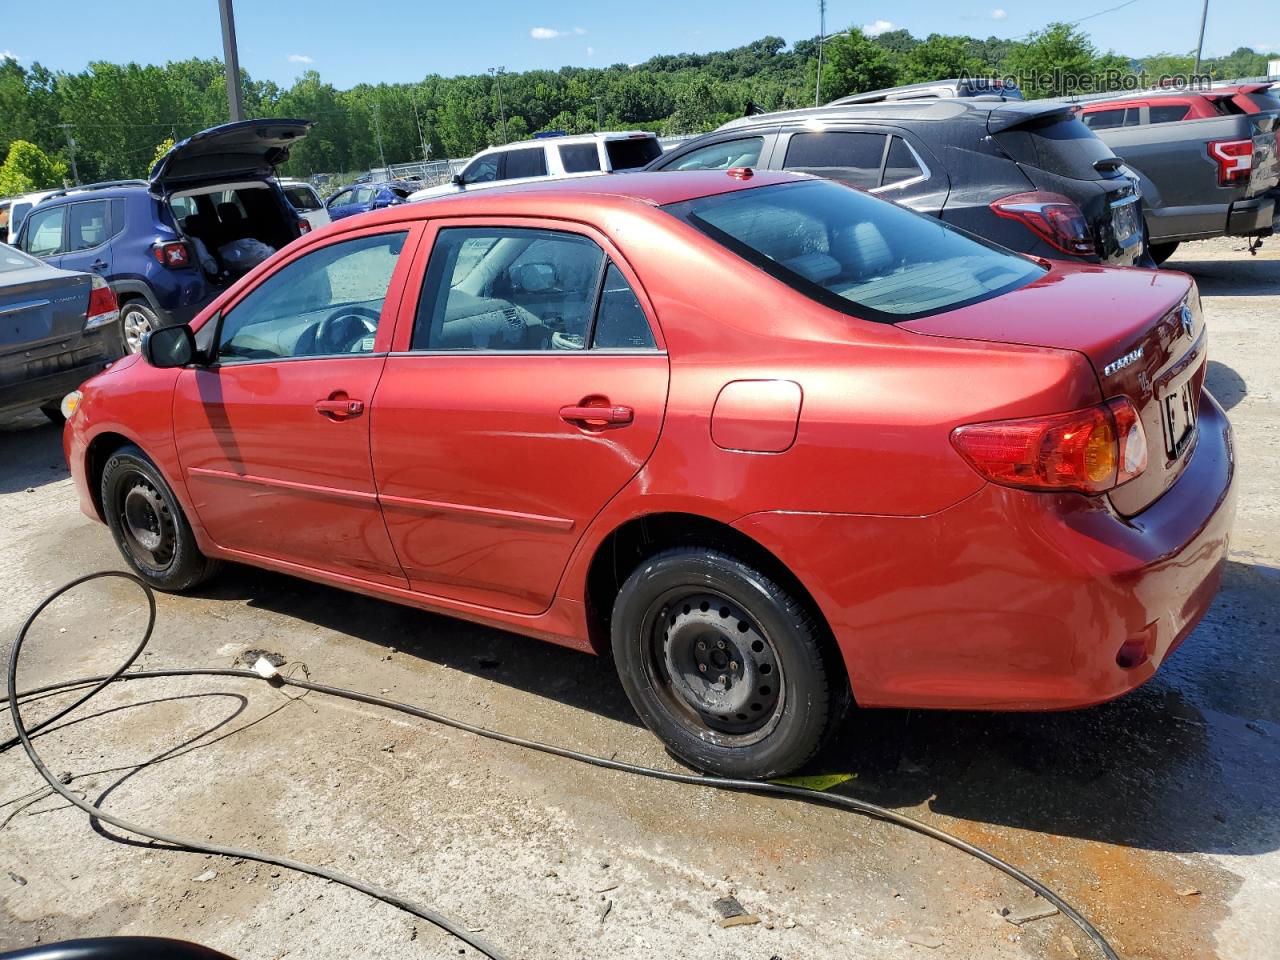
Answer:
[{"xmin": 63, "ymin": 169, "xmax": 1235, "ymax": 778}]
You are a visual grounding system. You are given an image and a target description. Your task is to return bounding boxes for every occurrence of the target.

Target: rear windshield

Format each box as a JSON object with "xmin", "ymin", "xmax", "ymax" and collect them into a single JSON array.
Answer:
[
  {"xmin": 665, "ymin": 180, "xmax": 1043, "ymax": 323},
  {"xmin": 606, "ymin": 137, "xmax": 662, "ymax": 171},
  {"xmin": 994, "ymin": 111, "xmax": 1120, "ymax": 181},
  {"xmin": 0, "ymin": 246, "xmax": 41, "ymax": 273}
]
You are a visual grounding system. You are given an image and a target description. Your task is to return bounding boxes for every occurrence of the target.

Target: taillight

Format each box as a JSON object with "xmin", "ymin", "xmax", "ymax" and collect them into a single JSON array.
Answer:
[
  {"xmin": 297, "ymin": 218, "xmax": 312, "ymax": 234},
  {"xmin": 152, "ymin": 240, "xmax": 191, "ymax": 268},
  {"xmin": 950, "ymin": 397, "xmax": 1147, "ymax": 494},
  {"xmin": 1207, "ymin": 139, "xmax": 1252, "ymax": 186},
  {"xmin": 990, "ymin": 191, "xmax": 1096, "ymax": 257},
  {"xmin": 83, "ymin": 274, "xmax": 119, "ymax": 331}
]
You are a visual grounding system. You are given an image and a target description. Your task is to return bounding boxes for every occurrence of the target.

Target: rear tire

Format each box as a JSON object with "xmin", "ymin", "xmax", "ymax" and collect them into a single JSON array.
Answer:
[
  {"xmin": 1149, "ymin": 241, "xmax": 1180, "ymax": 266},
  {"xmin": 120, "ymin": 300, "xmax": 159, "ymax": 355},
  {"xmin": 611, "ymin": 546, "xmax": 846, "ymax": 779},
  {"xmin": 101, "ymin": 444, "xmax": 221, "ymax": 591}
]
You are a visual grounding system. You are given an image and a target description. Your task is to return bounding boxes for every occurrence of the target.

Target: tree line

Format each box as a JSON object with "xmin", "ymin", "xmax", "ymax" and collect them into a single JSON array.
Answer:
[{"xmin": 0, "ymin": 22, "xmax": 1274, "ymax": 192}]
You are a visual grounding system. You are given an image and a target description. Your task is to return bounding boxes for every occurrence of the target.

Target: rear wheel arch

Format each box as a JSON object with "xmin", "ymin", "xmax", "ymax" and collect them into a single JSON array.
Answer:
[{"xmin": 583, "ymin": 512, "xmax": 839, "ymax": 666}]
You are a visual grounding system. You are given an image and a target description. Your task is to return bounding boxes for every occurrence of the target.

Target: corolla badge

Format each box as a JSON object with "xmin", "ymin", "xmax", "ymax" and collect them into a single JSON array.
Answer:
[
  {"xmin": 1180, "ymin": 303, "xmax": 1195, "ymax": 338},
  {"xmin": 1103, "ymin": 346, "xmax": 1144, "ymax": 377}
]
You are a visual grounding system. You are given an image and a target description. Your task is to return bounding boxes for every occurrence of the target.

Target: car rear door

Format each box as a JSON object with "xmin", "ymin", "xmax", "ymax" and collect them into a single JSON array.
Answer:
[
  {"xmin": 171, "ymin": 225, "xmax": 420, "ymax": 585},
  {"xmin": 371, "ymin": 219, "xmax": 670, "ymax": 615},
  {"xmin": 774, "ymin": 126, "xmax": 948, "ymax": 214}
]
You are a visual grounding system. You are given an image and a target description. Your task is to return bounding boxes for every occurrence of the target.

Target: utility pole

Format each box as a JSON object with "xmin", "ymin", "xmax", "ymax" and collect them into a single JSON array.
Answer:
[
  {"xmin": 814, "ymin": 0, "xmax": 827, "ymax": 106},
  {"xmin": 410, "ymin": 89, "xmax": 429, "ymax": 162},
  {"xmin": 218, "ymin": 0, "xmax": 245, "ymax": 121},
  {"xmin": 58, "ymin": 123, "xmax": 80, "ymax": 185},
  {"xmin": 1192, "ymin": 0, "xmax": 1210, "ymax": 78},
  {"xmin": 593, "ymin": 96, "xmax": 604, "ymax": 130},
  {"xmin": 490, "ymin": 67, "xmax": 508, "ymax": 144},
  {"xmin": 372, "ymin": 103, "xmax": 388, "ymax": 174}
]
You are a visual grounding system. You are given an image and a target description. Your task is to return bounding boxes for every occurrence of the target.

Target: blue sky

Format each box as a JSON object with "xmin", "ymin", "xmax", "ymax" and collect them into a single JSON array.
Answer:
[{"xmin": 3, "ymin": 0, "xmax": 1276, "ymax": 89}]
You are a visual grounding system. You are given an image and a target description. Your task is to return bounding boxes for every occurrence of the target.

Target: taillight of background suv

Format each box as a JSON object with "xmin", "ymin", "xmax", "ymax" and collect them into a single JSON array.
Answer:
[{"xmin": 989, "ymin": 191, "xmax": 1096, "ymax": 257}]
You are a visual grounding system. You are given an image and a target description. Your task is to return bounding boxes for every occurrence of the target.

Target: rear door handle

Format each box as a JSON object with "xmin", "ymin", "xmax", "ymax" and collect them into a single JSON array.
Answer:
[
  {"xmin": 559, "ymin": 404, "xmax": 633, "ymax": 426},
  {"xmin": 315, "ymin": 397, "xmax": 364, "ymax": 419}
]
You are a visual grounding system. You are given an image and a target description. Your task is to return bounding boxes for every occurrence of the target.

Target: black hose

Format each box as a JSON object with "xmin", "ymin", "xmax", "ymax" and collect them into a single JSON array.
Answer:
[{"xmin": 5, "ymin": 572, "xmax": 1121, "ymax": 960}]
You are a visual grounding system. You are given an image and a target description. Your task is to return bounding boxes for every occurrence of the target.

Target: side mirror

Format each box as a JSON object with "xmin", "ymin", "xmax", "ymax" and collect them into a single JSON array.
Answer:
[
  {"xmin": 451, "ymin": 173, "xmax": 466, "ymax": 187},
  {"xmin": 143, "ymin": 324, "xmax": 197, "ymax": 368},
  {"xmin": 0, "ymin": 226, "xmax": 8, "ymax": 244},
  {"xmin": 512, "ymin": 261, "xmax": 557, "ymax": 292}
]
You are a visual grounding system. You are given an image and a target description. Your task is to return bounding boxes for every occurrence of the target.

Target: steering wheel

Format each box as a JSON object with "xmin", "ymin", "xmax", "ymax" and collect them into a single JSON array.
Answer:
[{"xmin": 312, "ymin": 306, "xmax": 379, "ymax": 354}]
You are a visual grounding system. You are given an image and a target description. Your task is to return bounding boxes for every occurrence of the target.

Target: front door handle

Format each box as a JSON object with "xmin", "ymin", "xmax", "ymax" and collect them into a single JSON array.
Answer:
[
  {"xmin": 315, "ymin": 396, "xmax": 364, "ymax": 419},
  {"xmin": 91, "ymin": 259, "xmax": 108, "ymax": 271},
  {"xmin": 559, "ymin": 403, "xmax": 633, "ymax": 426}
]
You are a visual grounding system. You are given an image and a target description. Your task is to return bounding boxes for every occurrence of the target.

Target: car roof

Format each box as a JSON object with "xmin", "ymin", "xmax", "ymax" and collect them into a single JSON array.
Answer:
[
  {"xmin": 717, "ymin": 97, "xmax": 1061, "ymax": 132},
  {"xmin": 477, "ymin": 131, "xmax": 658, "ymax": 154}
]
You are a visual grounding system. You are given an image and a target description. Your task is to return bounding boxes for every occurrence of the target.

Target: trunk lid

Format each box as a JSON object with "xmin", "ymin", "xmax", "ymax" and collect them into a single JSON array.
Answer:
[
  {"xmin": 902, "ymin": 262, "xmax": 1205, "ymax": 514},
  {"xmin": 150, "ymin": 119, "xmax": 313, "ymax": 192},
  {"xmin": 0, "ymin": 262, "xmax": 90, "ymax": 354}
]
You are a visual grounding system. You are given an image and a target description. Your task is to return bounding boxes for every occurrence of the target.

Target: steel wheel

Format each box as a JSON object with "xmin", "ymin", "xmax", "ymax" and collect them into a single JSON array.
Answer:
[
  {"xmin": 644, "ymin": 589, "xmax": 786, "ymax": 747},
  {"xmin": 116, "ymin": 471, "xmax": 177, "ymax": 569},
  {"xmin": 121, "ymin": 305, "xmax": 153, "ymax": 354}
]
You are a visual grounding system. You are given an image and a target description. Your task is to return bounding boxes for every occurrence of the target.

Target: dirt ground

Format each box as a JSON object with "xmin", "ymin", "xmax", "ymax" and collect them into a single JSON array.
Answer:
[{"xmin": 1, "ymin": 236, "xmax": 1278, "ymax": 960}]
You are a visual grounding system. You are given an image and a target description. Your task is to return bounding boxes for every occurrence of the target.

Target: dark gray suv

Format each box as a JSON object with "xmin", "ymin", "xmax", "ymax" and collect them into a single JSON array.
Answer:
[{"xmin": 649, "ymin": 98, "xmax": 1145, "ymax": 267}]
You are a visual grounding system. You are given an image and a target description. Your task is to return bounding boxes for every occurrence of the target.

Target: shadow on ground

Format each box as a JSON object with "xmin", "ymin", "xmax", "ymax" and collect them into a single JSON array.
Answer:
[
  {"xmin": 0, "ymin": 412, "xmax": 69, "ymax": 494},
  {"xmin": 1170, "ymin": 251, "xmax": 1280, "ymax": 297},
  {"xmin": 1205, "ymin": 359, "xmax": 1247, "ymax": 411},
  {"xmin": 194, "ymin": 554, "xmax": 1280, "ymax": 861}
]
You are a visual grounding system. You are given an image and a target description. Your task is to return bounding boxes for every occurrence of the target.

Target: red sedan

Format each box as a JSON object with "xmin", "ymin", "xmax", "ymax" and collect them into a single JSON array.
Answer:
[{"xmin": 63, "ymin": 170, "xmax": 1235, "ymax": 778}]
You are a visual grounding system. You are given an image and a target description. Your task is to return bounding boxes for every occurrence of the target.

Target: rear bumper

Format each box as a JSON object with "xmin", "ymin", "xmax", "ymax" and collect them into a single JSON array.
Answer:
[
  {"xmin": 1226, "ymin": 193, "xmax": 1276, "ymax": 237},
  {"xmin": 732, "ymin": 390, "xmax": 1236, "ymax": 710},
  {"xmin": 0, "ymin": 356, "xmax": 110, "ymax": 419}
]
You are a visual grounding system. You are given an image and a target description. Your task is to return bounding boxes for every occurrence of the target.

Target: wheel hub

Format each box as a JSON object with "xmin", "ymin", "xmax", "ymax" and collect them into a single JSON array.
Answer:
[
  {"xmin": 122, "ymin": 483, "xmax": 167, "ymax": 555},
  {"xmin": 660, "ymin": 594, "xmax": 780, "ymax": 730}
]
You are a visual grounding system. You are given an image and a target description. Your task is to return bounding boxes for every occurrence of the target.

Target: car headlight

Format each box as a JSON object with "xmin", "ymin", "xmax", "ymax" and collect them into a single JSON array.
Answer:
[{"xmin": 60, "ymin": 390, "xmax": 83, "ymax": 420}]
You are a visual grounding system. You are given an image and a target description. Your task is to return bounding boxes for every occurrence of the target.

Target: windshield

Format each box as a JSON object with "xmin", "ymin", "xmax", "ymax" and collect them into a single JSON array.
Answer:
[{"xmin": 666, "ymin": 180, "xmax": 1044, "ymax": 322}]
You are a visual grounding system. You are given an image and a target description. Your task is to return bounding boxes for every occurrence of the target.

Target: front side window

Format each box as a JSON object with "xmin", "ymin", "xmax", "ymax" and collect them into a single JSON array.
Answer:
[
  {"xmin": 217, "ymin": 231, "xmax": 407, "ymax": 362},
  {"xmin": 667, "ymin": 180, "xmax": 1044, "ymax": 322},
  {"xmin": 463, "ymin": 155, "xmax": 500, "ymax": 183},
  {"xmin": 413, "ymin": 227, "xmax": 656, "ymax": 352},
  {"xmin": 68, "ymin": 200, "xmax": 110, "ymax": 251},
  {"xmin": 503, "ymin": 147, "xmax": 549, "ymax": 180},
  {"xmin": 23, "ymin": 205, "xmax": 65, "ymax": 258},
  {"xmin": 328, "ymin": 189, "xmax": 353, "ymax": 206},
  {"xmin": 783, "ymin": 132, "xmax": 887, "ymax": 189},
  {"xmin": 559, "ymin": 142, "xmax": 601, "ymax": 174},
  {"xmin": 666, "ymin": 138, "xmax": 763, "ymax": 171}
]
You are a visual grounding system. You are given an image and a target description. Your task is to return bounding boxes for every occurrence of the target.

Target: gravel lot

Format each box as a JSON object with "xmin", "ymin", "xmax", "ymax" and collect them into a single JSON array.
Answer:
[{"xmin": 1, "ymin": 237, "xmax": 1277, "ymax": 960}]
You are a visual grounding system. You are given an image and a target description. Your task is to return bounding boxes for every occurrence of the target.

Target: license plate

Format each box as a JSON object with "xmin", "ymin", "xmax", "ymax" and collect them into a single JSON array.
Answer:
[
  {"xmin": 1111, "ymin": 198, "xmax": 1141, "ymax": 249},
  {"xmin": 1162, "ymin": 381, "xmax": 1198, "ymax": 458}
]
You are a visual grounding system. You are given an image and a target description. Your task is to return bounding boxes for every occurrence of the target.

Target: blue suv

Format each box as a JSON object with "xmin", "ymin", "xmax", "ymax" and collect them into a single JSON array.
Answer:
[{"xmin": 14, "ymin": 119, "xmax": 313, "ymax": 352}]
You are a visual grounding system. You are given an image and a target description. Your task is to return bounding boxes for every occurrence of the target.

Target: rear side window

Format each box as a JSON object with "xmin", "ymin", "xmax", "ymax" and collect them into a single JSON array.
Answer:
[
  {"xmin": 605, "ymin": 137, "xmax": 662, "ymax": 170},
  {"xmin": 594, "ymin": 263, "xmax": 655, "ymax": 349},
  {"xmin": 67, "ymin": 200, "xmax": 110, "ymax": 250},
  {"xmin": 1149, "ymin": 104, "xmax": 1190, "ymax": 124},
  {"xmin": 559, "ymin": 142, "xmax": 602, "ymax": 173},
  {"xmin": 783, "ymin": 132, "xmax": 886, "ymax": 189},
  {"xmin": 667, "ymin": 180, "xmax": 1043, "ymax": 322},
  {"xmin": 23, "ymin": 205, "xmax": 65, "ymax": 257},
  {"xmin": 666, "ymin": 138, "xmax": 763, "ymax": 171},
  {"xmin": 503, "ymin": 147, "xmax": 549, "ymax": 180}
]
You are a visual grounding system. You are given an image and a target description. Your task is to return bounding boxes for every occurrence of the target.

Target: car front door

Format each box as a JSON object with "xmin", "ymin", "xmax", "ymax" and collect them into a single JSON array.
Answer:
[
  {"xmin": 19, "ymin": 204, "xmax": 67, "ymax": 265},
  {"xmin": 58, "ymin": 199, "xmax": 116, "ymax": 277},
  {"xmin": 172, "ymin": 225, "xmax": 419, "ymax": 585},
  {"xmin": 371, "ymin": 221, "xmax": 670, "ymax": 615},
  {"xmin": 326, "ymin": 188, "xmax": 362, "ymax": 220}
]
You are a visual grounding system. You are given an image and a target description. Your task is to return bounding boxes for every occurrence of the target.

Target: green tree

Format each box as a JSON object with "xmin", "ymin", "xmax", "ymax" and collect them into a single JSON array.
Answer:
[
  {"xmin": 811, "ymin": 28, "xmax": 899, "ymax": 102},
  {"xmin": 151, "ymin": 137, "xmax": 175, "ymax": 172},
  {"xmin": 1002, "ymin": 23, "xmax": 1117, "ymax": 98},
  {"xmin": 0, "ymin": 139, "xmax": 67, "ymax": 194},
  {"xmin": 899, "ymin": 34, "xmax": 986, "ymax": 84}
]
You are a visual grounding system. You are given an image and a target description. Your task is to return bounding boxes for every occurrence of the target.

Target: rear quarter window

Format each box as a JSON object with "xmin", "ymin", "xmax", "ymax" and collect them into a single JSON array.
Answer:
[{"xmin": 666, "ymin": 180, "xmax": 1043, "ymax": 323}]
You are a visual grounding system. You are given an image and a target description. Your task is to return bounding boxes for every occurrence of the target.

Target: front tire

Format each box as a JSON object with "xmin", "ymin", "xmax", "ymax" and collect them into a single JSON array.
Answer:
[
  {"xmin": 611, "ymin": 547, "xmax": 845, "ymax": 779},
  {"xmin": 1149, "ymin": 241, "xmax": 1180, "ymax": 266},
  {"xmin": 39, "ymin": 403, "xmax": 65, "ymax": 425},
  {"xmin": 120, "ymin": 300, "xmax": 159, "ymax": 355},
  {"xmin": 101, "ymin": 444, "xmax": 221, "ymax": 590}
]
